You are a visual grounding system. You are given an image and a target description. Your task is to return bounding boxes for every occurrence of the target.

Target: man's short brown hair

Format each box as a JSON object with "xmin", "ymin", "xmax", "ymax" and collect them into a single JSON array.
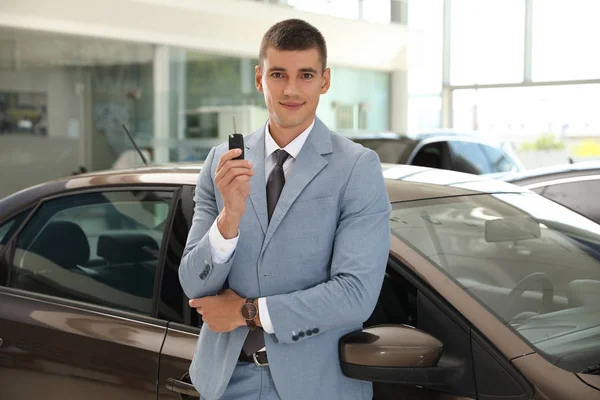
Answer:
[{"xmin": 259, "ymin": 19, "xmax": 327, "ymax": 71}]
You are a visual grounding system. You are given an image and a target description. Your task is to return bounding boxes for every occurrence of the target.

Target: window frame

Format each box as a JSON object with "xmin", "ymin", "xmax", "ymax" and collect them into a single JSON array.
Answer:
[{"xmin": 1, "ymin": 185, "xmax": 182, "ymax": 321}]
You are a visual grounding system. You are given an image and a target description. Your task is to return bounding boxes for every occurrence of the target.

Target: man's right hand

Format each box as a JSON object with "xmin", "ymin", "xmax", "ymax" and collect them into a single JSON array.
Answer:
[{"xmin": 214, "ymin": 148, "xmax": 254, "ymax": 239}]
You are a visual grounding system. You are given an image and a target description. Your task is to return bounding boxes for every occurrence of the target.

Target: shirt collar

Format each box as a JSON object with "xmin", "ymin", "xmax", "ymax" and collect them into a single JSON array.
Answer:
[{"xmin": 265, "ymin": 119, "xmax": 315, "ymax": 160}]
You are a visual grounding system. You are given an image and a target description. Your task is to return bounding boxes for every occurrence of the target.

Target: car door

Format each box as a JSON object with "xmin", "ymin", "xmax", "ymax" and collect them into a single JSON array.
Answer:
[
  {"xmin": 0, "ymin": 187, "xmax": 180, "ymax": 400},
  {"xmin": 364, "ymin": 259, "xmax": 534, "ymax": 400}
]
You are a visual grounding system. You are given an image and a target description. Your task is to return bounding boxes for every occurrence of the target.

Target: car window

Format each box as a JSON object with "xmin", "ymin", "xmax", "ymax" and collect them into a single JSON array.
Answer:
[
  {"xmin": 8, "ymin": 190, "xmax": 174, "ymax": 315},
  {"xmin": 352, "ymin": 139, "xmax": 411, "ymax": 164},
  {"xmin": 411, "ymin": 142, "xmax": 452, "ymax": 170},
  {"xmin": 0, "ymin": 219, "xmax": 17, "ymax": 245},
  {"xmin": 390, "ymin": 193, "xmax": 600, "ymax": 373},
  {"xmin": 479, "ymin": 144, "xmax": 519, "ymax": 173},
  {"xmin": 448, "ymin": 141, "xmax": 492, "ymax": 174},
  {"xmin": 541, "ymin": 178, "xmax": 600, "ymax": 224},
  {"xmin": 0, "ymin": 209, "xmax": 31, "ymax": 256}
]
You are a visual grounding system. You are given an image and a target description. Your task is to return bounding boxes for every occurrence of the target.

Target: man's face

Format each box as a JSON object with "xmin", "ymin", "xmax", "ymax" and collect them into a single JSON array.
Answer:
[{"xmin": 256, "ymin": 47, "xmax": 330, "ymax": 132}]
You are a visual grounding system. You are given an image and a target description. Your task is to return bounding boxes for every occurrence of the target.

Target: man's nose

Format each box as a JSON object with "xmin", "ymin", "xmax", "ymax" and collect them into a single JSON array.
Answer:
[{"xmin": 283, "ymin": 79, "xmax": 299, "ymax": 96}]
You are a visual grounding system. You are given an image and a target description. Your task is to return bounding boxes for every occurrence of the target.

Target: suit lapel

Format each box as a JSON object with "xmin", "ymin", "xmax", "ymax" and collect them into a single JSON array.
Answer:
[
  {"xmin": 261, "ymin": 118, "xmax": 332, "ymax": 252},
  {"xmin": 246, "ymin": 126, "xmax": 268, "ymax": 234}
]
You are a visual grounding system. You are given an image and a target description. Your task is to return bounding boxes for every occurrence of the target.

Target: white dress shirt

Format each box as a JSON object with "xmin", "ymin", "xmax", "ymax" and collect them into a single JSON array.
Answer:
[{"xmin": 208, "ymin": 119, "xmax": 315, "ymax": 337}]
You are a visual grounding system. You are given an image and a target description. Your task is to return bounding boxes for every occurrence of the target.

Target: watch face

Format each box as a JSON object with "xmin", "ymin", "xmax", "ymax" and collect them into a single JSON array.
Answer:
[{"xmin": 241, "ymin": 303, "xmax": 258, "ymax": 320}]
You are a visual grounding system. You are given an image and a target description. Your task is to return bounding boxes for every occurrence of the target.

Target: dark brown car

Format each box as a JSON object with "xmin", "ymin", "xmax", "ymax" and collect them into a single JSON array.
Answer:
[{"xmin": 1, "ymin": 164, "xmax": 599, "ymax": 400}]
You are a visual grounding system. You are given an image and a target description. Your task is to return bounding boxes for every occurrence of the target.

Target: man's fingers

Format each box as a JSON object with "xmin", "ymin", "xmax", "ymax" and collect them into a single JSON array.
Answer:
[
  {"xmin": 188, "ymin": 298, "xmax": 208, "ymax": 308},
  {"xmin": 216, "ymin": 149, "xmax": 243, "ymax": 172},
  {"xmin": 216, "ymin": 151, "xmax": 252, "ymax": 177},
  {"xmin": 216, "ymin": 167, "xmax": 254, "ymax": 188}
]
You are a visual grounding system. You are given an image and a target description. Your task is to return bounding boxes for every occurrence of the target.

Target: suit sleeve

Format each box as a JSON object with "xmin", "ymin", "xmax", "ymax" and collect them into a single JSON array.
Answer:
[
  {"xmin": 178, "ymin": 147, "xmax": 236, "ymax": 299},
  {"xmin": 265, "ymin": 150, "xmax": 391, "ymax": 344}
]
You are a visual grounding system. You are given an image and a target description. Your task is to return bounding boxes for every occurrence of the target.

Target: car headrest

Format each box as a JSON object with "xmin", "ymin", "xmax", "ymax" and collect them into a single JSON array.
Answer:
[
  {"xmin": 29, "ymin": 220, "xmax": 90, "ymax": 269},
  {"xmin": 97, "ymin": 233, "xmax": 159, "ymax": 264},
  {"xmin": 568, "ymin": 279, "xmax": 600, "ymax": 307}
]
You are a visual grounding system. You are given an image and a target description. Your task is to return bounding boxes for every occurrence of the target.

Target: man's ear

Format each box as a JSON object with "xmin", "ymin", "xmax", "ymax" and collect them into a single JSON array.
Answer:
[
  {"xmin": 255, "ymin": 65, "xmax": 263, "ymax": 93},
  {"xmin": 320, "ymin": 67, "xmax": 331, "ymax": 94}
]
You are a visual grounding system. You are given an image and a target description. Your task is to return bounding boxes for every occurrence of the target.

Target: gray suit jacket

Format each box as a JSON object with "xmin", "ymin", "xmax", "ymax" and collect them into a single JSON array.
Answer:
[{"xmin": 178, "ymin": 117, "xmax": 391, "ymax": 400}]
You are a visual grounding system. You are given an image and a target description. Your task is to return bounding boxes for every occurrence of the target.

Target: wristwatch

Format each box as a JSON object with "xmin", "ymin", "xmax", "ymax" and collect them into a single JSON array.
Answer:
[{"xmin": 241, "ymin": 298, "xmax": 258, "ymax": 331}]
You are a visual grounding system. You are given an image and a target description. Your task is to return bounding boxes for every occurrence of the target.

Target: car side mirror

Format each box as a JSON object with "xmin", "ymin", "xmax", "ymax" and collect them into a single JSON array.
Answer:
[
  {"xmin": 340, "ymin": 324, "xmax": 442, "ymax": 369},
  {"xmin": 340, "ymin": 325, "xmax": 462, "ymax": 388}
]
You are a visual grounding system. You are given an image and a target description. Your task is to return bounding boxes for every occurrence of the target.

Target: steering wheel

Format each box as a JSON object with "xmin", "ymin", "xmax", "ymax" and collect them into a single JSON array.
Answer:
[{"xmin": 504, "ymin": 272, "xmax": 554, "ymax": 320}]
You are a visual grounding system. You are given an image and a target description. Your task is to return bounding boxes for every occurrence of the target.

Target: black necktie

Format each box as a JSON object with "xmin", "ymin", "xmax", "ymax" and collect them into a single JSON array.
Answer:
[
  {"xmin": 266, "ymin": 149, "xmax": 290, "ymax": 222},
  {"xmin": 242, "ymin": 149, "xmax": 290, "ymax": 356}
]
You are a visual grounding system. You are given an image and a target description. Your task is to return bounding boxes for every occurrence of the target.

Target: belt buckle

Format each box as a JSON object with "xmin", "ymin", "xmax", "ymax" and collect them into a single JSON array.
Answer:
[{"xmin": 252, "ymin": 352, "xmax": 268, "ymax": 367}]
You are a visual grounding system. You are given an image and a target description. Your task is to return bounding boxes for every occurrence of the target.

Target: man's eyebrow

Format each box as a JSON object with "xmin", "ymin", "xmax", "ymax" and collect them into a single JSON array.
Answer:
[
  {"xmin": 267, "ymin": 67, "xmax": 319, "ymax": 74},
  {"xmin": 299, "ymin": 68, "xmax": 318, "ymax": 74}
]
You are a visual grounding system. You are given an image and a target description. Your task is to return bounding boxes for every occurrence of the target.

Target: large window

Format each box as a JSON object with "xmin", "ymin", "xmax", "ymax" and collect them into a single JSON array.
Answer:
[
  {"xmin": 453, "ymin": 84, "xmax": 600, "ymax": 142},
  {"xmin": 532, "ymin": 0, "xmax": 600, "ymax": 81},
  {"xmin": 9, "ymin": 190, "xmax": 173, "ymax": 314},
  {"xmin": 450, "ymin": 0, "xmax": 525, "ymax": 85}
]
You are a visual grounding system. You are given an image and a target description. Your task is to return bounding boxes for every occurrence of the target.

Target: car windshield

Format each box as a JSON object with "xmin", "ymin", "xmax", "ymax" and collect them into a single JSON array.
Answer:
[
  {"xmin": 390, "ymin": 192, "xmax": 600, "ymax": 373},
  {"xmin": 352, "ymin": 138, "xmax": 411, "ymax": 164}
]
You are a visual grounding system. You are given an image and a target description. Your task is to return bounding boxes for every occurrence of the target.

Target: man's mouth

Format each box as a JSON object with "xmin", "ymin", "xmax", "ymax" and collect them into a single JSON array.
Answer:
[{"xmin": 280, "ymin": 102, "xmax": 304, "ymax": 111}]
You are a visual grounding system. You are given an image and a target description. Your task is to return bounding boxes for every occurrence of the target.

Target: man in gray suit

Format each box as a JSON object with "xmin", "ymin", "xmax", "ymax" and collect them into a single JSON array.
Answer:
[{"xmin": 179, "ymin": 18, "xmax": 391, "ymax": 400}]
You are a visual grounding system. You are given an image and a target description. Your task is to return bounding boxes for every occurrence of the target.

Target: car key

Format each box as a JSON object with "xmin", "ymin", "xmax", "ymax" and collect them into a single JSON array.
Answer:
[{"xmin": 228, "ymin": 116, "xmax": 244, "ymax": 160}]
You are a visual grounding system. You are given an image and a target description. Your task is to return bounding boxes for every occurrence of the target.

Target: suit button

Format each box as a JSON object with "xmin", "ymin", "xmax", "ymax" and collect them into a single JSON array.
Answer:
[
  {"xmin": 312, "ymin": 328, "xmax": 319, "ymax": 335},
  {"xmin": 292, "ymin": 335, "xmax": 299, "ymax": 341},
  {"xmin": 298, "ymin": 331, "xmax": 305, "ymax": 338},
  {"xmin": 306, "ymin": 330, "xmax": 313, "ymax": 336}
]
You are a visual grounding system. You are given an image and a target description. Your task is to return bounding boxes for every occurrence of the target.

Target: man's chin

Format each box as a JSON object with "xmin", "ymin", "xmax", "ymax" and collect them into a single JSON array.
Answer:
[{"xmin": 272, "ymin": 116, "xmax": 308, "ymax": 130}]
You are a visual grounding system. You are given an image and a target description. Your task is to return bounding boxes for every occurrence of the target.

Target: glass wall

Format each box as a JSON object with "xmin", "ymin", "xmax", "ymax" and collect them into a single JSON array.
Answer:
[
  {"xmin": 167, "ymin": 52, "xmax": 391, "ymax": 162},
  {"xmin": 0, "ymin": 27, "xmax": 392, "ymax": 197},
  {"xmin": 0, "ymin": 27, "xmax": 153, "ymax": 198},
  {"xmin": 318, "ymin": 66, "xmax": 390, "ymax": 135}
]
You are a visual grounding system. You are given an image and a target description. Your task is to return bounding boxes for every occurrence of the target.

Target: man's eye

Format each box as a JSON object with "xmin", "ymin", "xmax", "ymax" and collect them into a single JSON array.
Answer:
[
  {"xmin": 303, "ymin": 73, "xmax": 314, "ymax": 79},
  {"xmin": 271, "ymin": 72, "xmax": 283, "ymax": 78}
]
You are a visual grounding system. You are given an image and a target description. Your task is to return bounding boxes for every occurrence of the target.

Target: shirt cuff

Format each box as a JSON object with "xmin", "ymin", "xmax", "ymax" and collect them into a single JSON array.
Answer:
[
  {"xmin": 208, "ymin": 218, "xmax": 239, "ymax": 264},
  {"xmin": 258, "ymin": 297, "xmax": 274, "ymax": 334}
]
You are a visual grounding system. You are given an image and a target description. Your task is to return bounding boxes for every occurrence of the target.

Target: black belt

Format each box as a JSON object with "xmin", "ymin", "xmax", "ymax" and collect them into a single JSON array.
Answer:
[{"xmin": 239, "ymin": 350, "xmax": 269, "ymax": 366}]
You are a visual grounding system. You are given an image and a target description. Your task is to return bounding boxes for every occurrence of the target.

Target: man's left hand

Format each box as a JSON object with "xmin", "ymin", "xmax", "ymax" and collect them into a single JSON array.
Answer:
[{"xmin": 188, "ymin": 289, "xmax": 247, "ymax": 332}]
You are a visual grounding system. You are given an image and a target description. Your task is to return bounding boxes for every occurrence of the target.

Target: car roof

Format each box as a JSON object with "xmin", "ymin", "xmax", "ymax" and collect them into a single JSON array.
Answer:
[
  {"xmin": 0, "ymin": 163, "xmax": 529, "ymax": 219},
  {"xmin": 500, "ymin": 160, "xmax": 600, "ymax": 185},
  {"xmin": 348, "ymin": 130, "xmax": 502, "ymax": 146}
]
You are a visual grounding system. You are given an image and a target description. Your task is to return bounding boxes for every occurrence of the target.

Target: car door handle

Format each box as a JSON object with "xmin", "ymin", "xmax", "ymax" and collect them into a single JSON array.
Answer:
[{"xmin": 166, "ymin": 378, "xmax": 200, "ymax": 397}]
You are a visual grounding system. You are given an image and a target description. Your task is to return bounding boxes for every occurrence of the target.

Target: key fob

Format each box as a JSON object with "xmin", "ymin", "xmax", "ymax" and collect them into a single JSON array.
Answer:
[{"xmin": 228, "ymin": 133, "xmax": 245, "ymax": 160}]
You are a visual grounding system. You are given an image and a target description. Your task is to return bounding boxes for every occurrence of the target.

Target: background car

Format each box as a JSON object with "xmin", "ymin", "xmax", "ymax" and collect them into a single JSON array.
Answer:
[
  {"xmin": 497, "ymin": 160, "xmax": 600, "ymax": 224},
  {"xmin": 350, "ymin": 130, "xmax": 524, "ymax": 175},
  {"xmin": 1, "ymin": 165, "xmax": 599, "ymax": 399}
]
